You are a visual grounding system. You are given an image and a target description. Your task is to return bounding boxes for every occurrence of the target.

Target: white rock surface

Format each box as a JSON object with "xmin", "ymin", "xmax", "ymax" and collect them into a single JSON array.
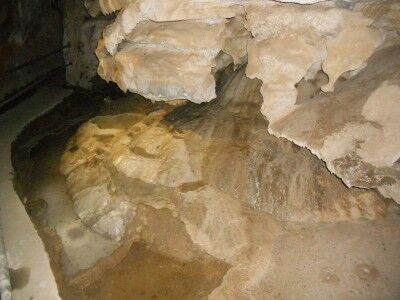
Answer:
[
  {"xmin": 269, "ymin": 44, "xmax": 400, "ymax": 204},
  {"xmin": 96, "ymin": 16, "xmax": 248, "ymax": 103}
]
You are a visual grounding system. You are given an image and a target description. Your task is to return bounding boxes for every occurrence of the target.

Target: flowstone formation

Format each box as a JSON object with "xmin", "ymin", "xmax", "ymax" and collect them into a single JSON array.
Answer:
[
  {"xmin": 69, "ymin": 0, "xmax": 400, "ymax": 203},
  {"xmin": 60, "ymin": 66, "xmax": 387, "ymax": 297},
  {"xmin": 270, "ymin": 45, "xmax": 400, "ymax": 204}
]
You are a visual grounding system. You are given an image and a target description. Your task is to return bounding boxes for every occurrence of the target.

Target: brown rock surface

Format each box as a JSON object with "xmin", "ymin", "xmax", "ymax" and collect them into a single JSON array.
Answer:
[
  {"xmin": 60, "ymin": 66, "xmax": 387, "ymax": 297},
  {"xmin": 63, "ymin": 0, "xmax": 400, "ymax": 203}
]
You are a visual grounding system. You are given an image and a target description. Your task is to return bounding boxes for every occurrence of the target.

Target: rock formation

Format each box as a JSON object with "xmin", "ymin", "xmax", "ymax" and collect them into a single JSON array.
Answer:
[
  {"xmin": 63, "ymin": 0, "xmax": 400, "ymax": 203},
  {"xmin": 270, "ymin": 45, "xmax": 400, "ymax": 205},
  {"xmin": 60, "ymin": 66, "xmax": 387, "ymax": 297},
  {"xmin": 58, "ymin": 3, "xmax": 400, "ymax": 293}
]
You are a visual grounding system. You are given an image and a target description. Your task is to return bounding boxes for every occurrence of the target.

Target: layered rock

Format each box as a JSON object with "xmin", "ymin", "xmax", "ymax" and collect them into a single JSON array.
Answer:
[
  {"xmin": 60, "ymin": 66, "xmax": 387, "ymax": 296},
  {"xmin": 244, "ymin": 2, "xmax": 383, "ymax": 121},
  {"xmin": 244, "ymin": 1, "xmax": 400, "ymax": 203},
  {"xmin": 74, "ymin": 0, "xmax": 400, "ymax": 203},
  {"xmin": 270, "ymin": 45, "xmax": 400, "ymax": 205},
  {"xmin": 96, "ymin": 14, "xmax": 248, "ymax": 102}
]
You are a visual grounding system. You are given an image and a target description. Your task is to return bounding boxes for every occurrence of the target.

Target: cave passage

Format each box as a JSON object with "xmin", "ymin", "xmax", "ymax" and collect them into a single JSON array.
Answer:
[{"xmin": 1, "ymin": 1, "xmax": 400, "ymax": 299}]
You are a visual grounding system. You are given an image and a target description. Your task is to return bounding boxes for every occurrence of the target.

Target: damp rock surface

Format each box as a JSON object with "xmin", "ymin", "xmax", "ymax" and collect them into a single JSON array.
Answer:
[
  {"xmin": 63, "ymin": 0, "xmax": 400, "ymax": 203},
  {"xmin": 10, "ymin": 73, "xmax": 400, "ymax": 299},
  {"xmin": 57, "ymin": 66, "xmax": 398, "ymax": 298}
]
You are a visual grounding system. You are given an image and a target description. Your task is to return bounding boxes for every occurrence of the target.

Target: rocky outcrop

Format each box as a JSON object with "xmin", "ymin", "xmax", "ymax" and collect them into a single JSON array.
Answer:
[
  {"xmin": 246, "ymin": 1, "xmax": 400, "ymax": 204},
  {"xmin": 270, "ymin": 45, "xmax": 400, "ymax": 205},
  {"xmin": 244, "ymin": 2, "xmax": 383, "ymax": 121},
  {"xmin": 60, "ymin": 66, "xmax": 386, "ymax": 296},
  {"xmin": 66, "ymin": 0, "xmax": 400, "ymax": 203},
  {"xmin": 95, "ymin": 12, "xmax": 248, "ymax": 102}
]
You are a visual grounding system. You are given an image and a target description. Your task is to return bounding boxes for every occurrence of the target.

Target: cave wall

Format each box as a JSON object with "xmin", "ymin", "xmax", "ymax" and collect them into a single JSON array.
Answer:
[
  {"xmin": 63, "ymin": 0, "xmax": 113, "ymax": 88},
  {"xmin": 0, "ymin": 0, "xmax": 64, "ymax": 109}
]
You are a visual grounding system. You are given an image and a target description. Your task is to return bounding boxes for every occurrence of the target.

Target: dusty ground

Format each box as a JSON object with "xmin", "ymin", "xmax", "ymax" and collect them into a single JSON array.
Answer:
[
  {"xmin": 255, "ymin": 206, "xmax": 400, "ymax": 299},
  {"xmin": 84, "ymin": 243, "xmax": 228, "ymax": 300}
]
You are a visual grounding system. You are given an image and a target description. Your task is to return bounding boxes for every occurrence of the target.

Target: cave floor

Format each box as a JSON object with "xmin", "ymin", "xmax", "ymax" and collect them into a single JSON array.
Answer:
[
  {"xmin": 255, "ymin": 206, "xmax": 400, "ymax": 299},
  {"xmin": 0, "ymin": 84, "xmax": 72, "ymax": 300}
]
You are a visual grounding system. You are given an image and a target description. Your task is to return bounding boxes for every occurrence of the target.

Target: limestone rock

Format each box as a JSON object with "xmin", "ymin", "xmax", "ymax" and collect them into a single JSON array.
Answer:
[
  {"xmin": 84, "ymin": 1, "xmax": 399, "ymax": 203},
  {"xmin": 245, "ymin": 2, "xmax": 382, "ymax": 121},
  {"xmin": 94, "ymin": 0, "xmax": 382, "ymax": 114},
  {"xmin": 96, "ymin": 19, "xmax": 238, "ymax": 103},
  {"xmin": 60, "ymin": 65, "xmax": 387, "ymax": 296},
  {"xmin": 99, "ymin": 0, "xmax": 244, "ymax": 55},
  {"xmin": 243, "ymin": 1, "xmax": 399, "ymax": 202},
  {"xmin": 269, "ymin": 45, "xmax": 400, "ymax": 204},
  {"xmin": 61, "ymin": 66, "xmax": 386, "ymax": 235},
  {"xmin": 96, "ymin": 12, "xmax": 250, "ymax": 103}
]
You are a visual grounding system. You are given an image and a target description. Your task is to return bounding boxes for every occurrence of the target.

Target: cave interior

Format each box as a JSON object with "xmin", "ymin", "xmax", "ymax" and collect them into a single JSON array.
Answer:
[{"xmin": 0, "ymin": 0, "xmax": 400, "ymax": 299}]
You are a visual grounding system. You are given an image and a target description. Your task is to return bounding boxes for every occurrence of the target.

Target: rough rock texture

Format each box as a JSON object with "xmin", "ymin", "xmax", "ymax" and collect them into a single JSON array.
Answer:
[
  {"xmin": 244, "ymin": 2, "xmax": 383, "ymax": 121},
  {"xmin": 63, "ymin": 0, "xmax": 112, "ymax": 88},
  {"xmin": 93, "ymin": 0, "xmax": 383, "ymax": 110},
  {"xmin": 1, "ymin": 0, "xmax": 63, "ymax": 105},
  {"xmin": 60, "ymin": 66, "xmax": 387, "ymax": 297},
  {"xmin": 247, "ymin": 1, "xmax": 400, "ymax": 204},
  {"xmin": 68, "ymin": 0, "xmax": 400, "ymax": 204},
  {"xmin": 270, "ymin": 45, "xmax": 400, "ymax": 204},
  {"xmin": 96, "ymin": 15, "xmax": 248, "ymax": 102}
]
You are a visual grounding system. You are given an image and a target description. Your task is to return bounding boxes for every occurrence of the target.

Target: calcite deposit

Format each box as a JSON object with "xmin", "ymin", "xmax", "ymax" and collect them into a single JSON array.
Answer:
[
  {"xmin": 60, "ymin": 66, "xmax": 387, "ymax": 297},
  {"xmin": 270, "ymin": 44, "xmax": 400, "ymax": 204},
  {"xmin": 58, "ymin": 2, "xmax": 400, "ymax": 293},
  {"xmin": 69, "ymin": 0, "xmax": 400, "ymax": 203},
  {"xmin": 95, "ymin": 14, "xmax": 248, "ymax": 102}
]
